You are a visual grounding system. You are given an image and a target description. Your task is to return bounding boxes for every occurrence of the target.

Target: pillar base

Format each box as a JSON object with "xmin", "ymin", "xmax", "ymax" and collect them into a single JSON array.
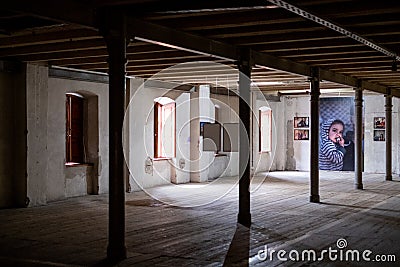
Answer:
[
  {"xmin": 355, "ymin": 183, "xmax": 363, "ymax": 190},
  {"xmin": 107, "ymin": 244, "xmax": 127, "ymax": 262},
  {"xmin": 310, "ymin": 195, "xmax": 320, "ymax": 203},
  {"xmin": 386, "ymin": 175, "xmax": 392, "ymax": 181},
  {"xmin": 238, "ymin": 213, "xmax": 251, "ymax": 228}
]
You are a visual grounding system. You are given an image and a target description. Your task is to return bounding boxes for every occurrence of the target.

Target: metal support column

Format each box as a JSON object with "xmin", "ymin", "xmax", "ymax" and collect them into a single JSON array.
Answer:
[
  {"xmin": 101, "ymin": 10, "xmax": 127, "ymax": 261},
  {"xmin": 310, "ymin": 67, "xmax": 320, "ymax": 203},
  {"xmin": 237, "ymin": 48, "xmax": 252, "ymax": 227},
  {"xmin": 354, "ymin": 86, "xmax": 363, "ymax": 189},
  {"xmin": 385, "ymin": 92, "xmax": 392, "ymax": 181}
]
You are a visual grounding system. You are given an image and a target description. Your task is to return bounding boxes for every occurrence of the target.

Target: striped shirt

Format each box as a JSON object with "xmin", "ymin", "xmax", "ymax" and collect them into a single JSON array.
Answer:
[
  {"xmin": 319, "ymin": 140, "xmax": 345, "ymax": 170},
  {"xmin": 319, "ymin": 119, "xmax": 346, "ymax": 171}
]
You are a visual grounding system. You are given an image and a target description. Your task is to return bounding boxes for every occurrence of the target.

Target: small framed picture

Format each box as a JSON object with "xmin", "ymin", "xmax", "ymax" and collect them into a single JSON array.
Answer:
[
  {"xmin": 374, "ymin": 117, "xmax": 385, "ymax": 129},
  {"xmin": 373, "ymin": 130, "xmax": 385, "ymax": 141},
  {"xmin": 294, "ymin": 129, "xmax": 309, "ymax": 140},
  {"xmin": 294, "ymin": 117, "xmax": 309, "ymax": 128}
]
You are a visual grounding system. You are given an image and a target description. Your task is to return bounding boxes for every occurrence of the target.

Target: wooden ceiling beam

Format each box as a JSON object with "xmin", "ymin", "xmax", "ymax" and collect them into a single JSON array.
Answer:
[
  {"xmin": 2, "ymin": 1, "xmax": 397, "ymax": 96},
  {"xmin": 49, "ymin": 45, "xmax": 178, "ymax": 66},
  {"xmin": 279, "ymin": 50, "xmax": 379, "ymax": 59},
  {"xmin": 126, "ymin": 56, "xmax": 224, "ymax": 65},
  {"xmin": 127, "ymin": 62, "xmax": 233, "ymax": 72},
  {"xmin": 207, "ymin": 26, "xmax": 326, "ymax": 39},
  {"xmin": 0, "ymin": 28, "xmax": 100, "ymax": 48},
  {"xmin": 129, "ymin": 18, "xmax": 396, "ymax": 96},
  {"xmin": 19, "ymin": 47, "xmax": 202, "ymax": 63},
  {"xmin": 2, "ymin": 0, "xmax": 96, "ymax": 29},
  {"xmin": 128, "ymin": 18, "xmax": 238, "ymax": 61},
  {"xmin": 158, "ymin": 8, "xmax": 400, "ymax": 33},
  {"xmin": 93, "ymin": 0, "xmax": 160, "ymax": 7},
  {"xmin": 335, "ymin": 68, "xmax": 394, "ymax": 73},
  {"xmin": 78, "ymin": 54, "xmax": 210, "ymax": 70},
  {"xmin": 20, "ymin": 48, "xmax": 107, "ymax": 62},
  {"xmin": 299, "ymin": 56, "xmax": 388, "ymax": 64},
  {"xmin": 309, "ymin": 60, "xmax": 390, "ymax": 68},
  {"xmin": 158, "ymin": 12, "xmax": 302, "ymax": 31},
  {"xmin": 126, "ymin": 59, "xmax": 230, "ymax": 72},
  {"xmin": 0, "ymin": 39, "xmax": 106, "ymax": 57},
  {"xmin": 50, "ymin": 56, "xmax": 108, "ymax": 67},
  {"xmin": 258, "ymin": 40, "xmax": 400, "ymax": 54},
  {"xmin": 227, "ymin": 31, "xmax": 344, "ymax": 45},
  {"xmin": 258, "ymin": 41, "xmax": 362, "ymax": 53},
  {"xmin": 352, "ymin": 73, "xmax": 400, "ymax": 78}
]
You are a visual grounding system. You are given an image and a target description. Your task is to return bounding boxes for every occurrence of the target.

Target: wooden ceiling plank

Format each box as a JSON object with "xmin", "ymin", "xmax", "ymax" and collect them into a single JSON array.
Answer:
[
  {"xmin": 280, "ymin": 50, "xmax": 379, "ymax": 59},
  {"xmin": 227, "ymin": 32, "xmax": 344, "ymax": 46},
  {"xmin": 259, "ymin": 43, "xmax": 363, "ymax": 53},
  {"xmin": 2, "ymin": 0, "xmax": 96, "ymax": 29},
  {"xmin": 0, "ymin": 39, "xmax": 106, "ymax": 57},
  {"xmin": 129, "ymin": 18, "xmax": 314, "ymax": 77},
  {"xmin": 207, "ymin": 26, "xmax": 326, "ymax": 39},
  {"xmin": 77, "ymin": 54, "xmax": 211, "ymax": 70},
  {"xmin": 20, "ymin": 48, "xmax": 107, "ymax": 62},
  {"xmin": 151, "ymin": 11, "xmax": 301, "ymax": 30},
  {"xmin": 336, "ymin": 69, "xmax": 393, "ymax": 74},
  {"xmin": 310, "ymin": 60, "xmax": 390, "ymax": 68},
  {"xmin": 299, "ymin": 56, "xmax": 388, "ymax": 64},
  {"xmin": 2, "ymin": 1, "xmax": 398, "ymax": 95},
  {"xmin": 128, "ymin": 18, "xmax": 237, "ymax": 61},
  {"xmin": 50, "ymin": 56, "xmax": 108, "ymax": 67},
  {"xmin": 0, "ymin": 29, "xmax": 100, "ymax": 49}
]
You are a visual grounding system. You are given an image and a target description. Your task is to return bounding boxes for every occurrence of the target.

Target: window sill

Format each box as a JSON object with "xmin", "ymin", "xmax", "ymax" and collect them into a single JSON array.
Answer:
[
  {"xmin": 65, "ymin": 162, "xmax": 94, "ymax": 167},
  {"xmin": 153, "ymin": 157, "xmax": 173, "ymax": 161}
]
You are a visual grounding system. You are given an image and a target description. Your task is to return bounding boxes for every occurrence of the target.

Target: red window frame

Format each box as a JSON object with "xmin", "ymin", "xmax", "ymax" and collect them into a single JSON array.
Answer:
[
  {"xmin": 154, "ymin": 101, "xmax": 176, "ymax": 158},
  {"xmin": 66, "ymin": 94, "xmax": 84, "ymax": 163}
]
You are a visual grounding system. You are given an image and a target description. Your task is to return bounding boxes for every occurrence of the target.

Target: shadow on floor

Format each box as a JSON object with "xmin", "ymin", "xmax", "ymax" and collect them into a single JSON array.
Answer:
[{"xmin": 223, "ymin": 223, "xmax": 250, "ymax": 267}]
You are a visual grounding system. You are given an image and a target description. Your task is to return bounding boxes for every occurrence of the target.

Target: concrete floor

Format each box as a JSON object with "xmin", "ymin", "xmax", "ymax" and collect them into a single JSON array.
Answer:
[{"xmin": 0, "ymin": 171, "xmax": 399, "ymax": 266}]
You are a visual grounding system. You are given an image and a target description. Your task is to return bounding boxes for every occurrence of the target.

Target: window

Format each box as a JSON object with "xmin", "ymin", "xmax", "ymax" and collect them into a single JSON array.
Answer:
[
  {"xmin": 259, "ymin": 107, "xmax": 272, "ymax": 152},
  {"xmin": 154, "ymin": 97, "xmax": 176, "ymax": 158},
  {"xmin": 66, "ymin": 93, "xmax": 84, "ymax": 163},
  {"xmin": 202, "ymin": 123, "xmax": 221, "ymax": 152}
]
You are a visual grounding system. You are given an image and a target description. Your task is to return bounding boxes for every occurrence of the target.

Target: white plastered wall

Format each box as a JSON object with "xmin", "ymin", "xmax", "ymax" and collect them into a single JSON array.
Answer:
[
  {"xmin": 47, "ymin": 77, "xmax": 109, "ymax": 198},
  {"xmin": 282, "ymin": 94, "xmax": 399, "ymax": 174},
  {"xmin": 126, "ymin": 78, "xmax": 192, "ymax": 190},
  {"xmin": 26, "ymin": 64, "xmax": 49, "ymax": 206},
  {"xmin": 283, "ymin": 96, "xmax": 311, "ymax": 171},
  {"xmin": 26, "ymin": 64, "xmax": 110, "ymax": 206},
  {"xmin": 210, "ymin": 93, "xmax": 239, "ymax": 177},
  {"xmin": 364, "ymin": 95, "xmax": 399, "ymax": 174},
  {"xmin": 126, "ymin": 81, "xmax": 242, "ymax": 191},
  {"xmin": 253, "ymin": 97, "xmax": 287, "ymax": 173}
]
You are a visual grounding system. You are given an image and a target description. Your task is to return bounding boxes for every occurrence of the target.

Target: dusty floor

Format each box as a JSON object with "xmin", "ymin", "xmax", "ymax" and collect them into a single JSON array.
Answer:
[{"xmin": 0, "ymin": 171, "xmax": 399, "ymax": 266}]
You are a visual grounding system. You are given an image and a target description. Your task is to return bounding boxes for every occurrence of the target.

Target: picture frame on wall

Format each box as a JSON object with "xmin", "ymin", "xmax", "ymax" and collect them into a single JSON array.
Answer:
[
  {"xmin": 374, "ymin": 117, "xmax": 385, "ymax": 129},
  {"xmin": 373, "ymin": 130, "xmax": 385, "ymax": 141},
  {"xmin": 294, "ymin": 117, "xmax": 309, "ymax": 128},
  {"xmin": 294, "ymin": 129, "xmax": 309, "ymax": 140},
  {"xmin": 203, "ymin": 123, "xmax": 221, "ymax": 152}
]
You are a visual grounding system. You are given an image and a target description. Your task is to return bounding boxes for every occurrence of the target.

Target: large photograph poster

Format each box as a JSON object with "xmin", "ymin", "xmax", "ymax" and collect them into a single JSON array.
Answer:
[{"xmin": 319, "ymin": 97, "xmax": 357, "ymax": 171}]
